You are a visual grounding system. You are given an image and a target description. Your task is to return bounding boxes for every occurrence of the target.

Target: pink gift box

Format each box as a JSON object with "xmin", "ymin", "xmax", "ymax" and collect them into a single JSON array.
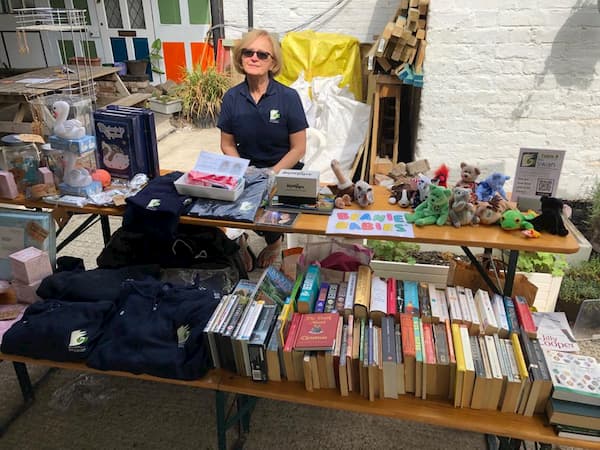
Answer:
[
  {"xmin": 0, "ymin": 170, "xmax": 18, "ymax": 199},
  {"xmin": 8, "ymin": 246, "xmax": 53, "ymax": 284},
  {"xmin": 38, "ymin": 167, "xmax": 55, "ymax": 185},
  {"xmin": 12, "ymin": 279, "xmax": 42, "ymax": 304}
]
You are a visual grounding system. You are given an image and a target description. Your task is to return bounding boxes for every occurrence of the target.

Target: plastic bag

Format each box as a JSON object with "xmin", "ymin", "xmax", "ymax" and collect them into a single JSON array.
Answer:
[
  {"xmin": 49, "ymin": 374, "xmax": 117, "ymax": 412},
  {"xmin": 298, "ymin": 238, "xmax": 373, "ymax": 273}
]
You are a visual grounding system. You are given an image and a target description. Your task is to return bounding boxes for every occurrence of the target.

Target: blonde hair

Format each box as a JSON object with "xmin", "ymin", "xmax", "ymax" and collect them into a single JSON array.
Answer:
[{"xmin": 232, "ymin": 29, "xmax": 282, "ymax": 76}]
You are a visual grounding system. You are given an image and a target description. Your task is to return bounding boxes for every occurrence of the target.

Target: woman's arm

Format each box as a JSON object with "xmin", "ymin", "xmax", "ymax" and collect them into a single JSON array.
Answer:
[
  {"xmin": 271, "ymin": 129, "xmax": 306, "ymax": 174},
  {"xmin": 220, "ymin": 131, "xmax": 240, "ymax": 158}
]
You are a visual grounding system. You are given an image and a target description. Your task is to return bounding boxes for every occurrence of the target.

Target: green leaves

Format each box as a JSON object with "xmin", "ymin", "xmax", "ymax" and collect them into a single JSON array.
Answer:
[
  {"xmin": 177, "ymin": 66, "xmax": 231, "ymax": 127},
  {"xmin": 367, "ymin": 239, "xmax": 421, "ymax": 264},
  {"xmin": 559, "ymin": 256, "xmax": 600, "ymax": 304},
  {"xmin": 516, "ymin": 251, "xmax": 569, "ymax": 277}
]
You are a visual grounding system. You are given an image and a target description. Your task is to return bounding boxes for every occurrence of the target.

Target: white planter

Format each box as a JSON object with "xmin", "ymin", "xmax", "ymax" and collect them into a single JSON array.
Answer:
[
  {"xmin": 369, "ymin": 259, "xmax": 562, "ymax": 312},
  {"xmin": 147, "ymin": 98, "xmax": 182, "ymax": 114}
]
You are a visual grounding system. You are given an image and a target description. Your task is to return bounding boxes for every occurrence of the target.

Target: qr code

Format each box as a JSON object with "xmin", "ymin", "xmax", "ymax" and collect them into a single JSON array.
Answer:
[{"xmin": 536, "ymin": 178, "xmax": 554, "ymax": 195}]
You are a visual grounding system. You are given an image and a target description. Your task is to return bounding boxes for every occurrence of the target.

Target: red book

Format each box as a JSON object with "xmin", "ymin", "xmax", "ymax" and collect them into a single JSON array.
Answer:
[
  {"xmin": 284, "ymin": 313, "xmax": 302, "ymax": 352},
  {"xmin": 386, "ymin": 277, "xmax": 397, "ymax": 316},
  {"xmin": 294, "ymin": 313, "xmax": 340, "ymax": 351},
  {"xmin": 422, "ymin": 322, "xmax": 436, "ymax": 364},
  {"xmin": 400, "ymin": 313, "xmax": 415, "ymax": 357},
  {"xmin": 512, "ymin": 295, "xmax": 537, "ymax": 338}
]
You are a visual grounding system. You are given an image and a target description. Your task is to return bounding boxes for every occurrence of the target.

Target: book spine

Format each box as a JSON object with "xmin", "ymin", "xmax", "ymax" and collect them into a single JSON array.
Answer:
[
  {"xmin": 433, "ymin": 322, "xmax": 450, "ymax": 365},
  {"xmin": 428, "ymin": 284, "xmax": 443, "ymax": 323},
  {"xmin": 387, "ymin": 277, "xmax": 397, "ymax": 317},
  {"xmin": 469, "ymin": 335, "xmax": 485, "ymax": 378},
  {"xmin": 314, "ymin": 282, "xmax": 329, "ymax": 313},
  {"xmin": 346, "ymin": 314, "xmax": 354, "ymax": 363},
  {"xmin": 422, "ymin": 322, "xmax": 436, "ymax": 364},
  {"xmin": 336, "ymin": 282, "xmax": 347, "ymax": 314},
  {"xmin": 503, "ymin": 296, "xmax": 520, "ymax": 335},
  {"xmin": 396, "ymin": 279, "xmax": 404, "ymax": 318},
  {"xmin": 451, "ymin": 323, "xmax": 465, "ymax": 372},
  {"xmin": 400, "ymin": 313, "xmax": 416, "ymax": 357},
  {"xmin": 325, "ymin": 283, "xmax": 339, "ymax": 313},
  {"xmin": 381, "ymin": 316, "xmax": 396, "ymax": 364},
  {"xmin": 446, "ymin": 286, "xmax": 462, "ymax": 324},
  {"xmin": 353, "ymin": 265, "xmax": 372, "ymax": 319},
  {"xmin": 344, "ymin": 272, "xmax": 358, "ymax": 315},
  {"xmin": 513, "ymin": 296, "xmax": 537, "ymax": 338},
  {"xmin": 491, "ymin": 293, "xmax": 510, "ymax": 337},
  {"xmin": 437, "ymin": 287, "xmax": 450, "ymax": 322},
  {"xmin": 455, "ymin": 286, "xmax": 472, "ymax": 326},
  {"xmin": 419, "ymin": 282, "xmax": 432, "ymax": 323},
  {"xmin": 369, "ymin": 275, "xmax": 387, "ymax": 317},
  {"xmin": 444, "ymin": 319, "xmax": 456, "ymax": 364},
  {"xmin": 403, "ymin": 280, "xmax": 420, "ymax": 316},
  {"xmin": 510, "ymin": 332, "xmax": 530, "ymax": 383},
  {"xmin": 288, "ymin": 271, "xmax": 305, "ymax": 310},
  {"xmin": 475, "ymin": 289, "xmax": 498, "ymax": 335},
  {"xmin": 464, "ymin": 287, "xmax": 482, "ymax": 334},
  {"xmin": 297, "ymin": 265, "xmax": 321, "ymax": 313}
]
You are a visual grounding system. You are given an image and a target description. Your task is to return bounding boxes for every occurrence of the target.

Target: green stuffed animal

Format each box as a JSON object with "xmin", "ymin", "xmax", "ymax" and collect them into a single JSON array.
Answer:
[
  {"xmin": 406, "ymin": 184, "xmax": 452, "ymax": 226},
  {"xmin": 499, "ymin": 209, "xmax": 537, "ymax": 231}
]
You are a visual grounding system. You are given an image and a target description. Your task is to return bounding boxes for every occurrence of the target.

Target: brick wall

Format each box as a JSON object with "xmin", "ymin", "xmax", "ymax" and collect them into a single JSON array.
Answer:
[{"xmin": 224, "ymin": 0, "xmax": 600, "ymax": 199}]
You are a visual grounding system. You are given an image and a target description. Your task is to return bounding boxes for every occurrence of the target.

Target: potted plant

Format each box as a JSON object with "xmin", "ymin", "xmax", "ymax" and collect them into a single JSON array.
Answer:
[
  {"xmin": 176, "ymin": 65, "xmax": 231, "ymax": 128},
  {"xmin": 147, "ymin": 94, "xmax": 182, "ymax": 115},
  {"xmin": 149, "ymin": 38, "xmax": 165, "ymax": 75},
  {"xmin": 125, "ymin": 59, "xmax": 149, "ymax": 76},
  {"xmin": 556, "ymin": 255, "xmax": 600, "ymax": 323},
  {"xmin": 514, "ymin": 251, "xmax": 568, "ymax": 312}
]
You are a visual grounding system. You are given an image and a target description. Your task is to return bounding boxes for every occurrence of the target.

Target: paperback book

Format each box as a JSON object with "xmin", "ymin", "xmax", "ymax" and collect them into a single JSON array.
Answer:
[
  {"xmin": 255, "ymin": 210, "xmax": 299, "ymax": 228},
  {"xmin": 544, "ymin": 350, "xmax": 600, "ymax": 406},
  {"xmin": 532, "ymin": 311, "xmax": 579, "ymax": 353},
  {"xmin": 268, "ymin": 191, "xmax": 335, "ymax": 216},
  {"xmin": 251, "ymin": 266, "xmax": 294, "ymax": 307}
]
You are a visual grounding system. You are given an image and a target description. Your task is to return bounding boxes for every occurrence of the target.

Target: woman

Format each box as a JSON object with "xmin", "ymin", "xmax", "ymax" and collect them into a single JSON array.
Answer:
[{"xmin": 218, "ymin": 29, "xmax": 308, "ymax": 271}]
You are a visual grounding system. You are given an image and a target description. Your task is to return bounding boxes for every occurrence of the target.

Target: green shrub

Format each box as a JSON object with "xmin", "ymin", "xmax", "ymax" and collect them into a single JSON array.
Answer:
[
  {"xmin": 367, "ymin": 240, "xmax": 421, "ymax": 264},
  {"xmin": 558, "ymin": 255, "xmax": 600, "ymax": 304},
  {"xmin": 516, "ymin": 251, "xmax": 569, "ymax": 277}
]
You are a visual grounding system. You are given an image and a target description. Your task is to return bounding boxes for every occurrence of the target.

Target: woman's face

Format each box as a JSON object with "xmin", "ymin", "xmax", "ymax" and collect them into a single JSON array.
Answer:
[{"xmin": 241, "ymin": 35, "xmax": 274, "ymax": 78}]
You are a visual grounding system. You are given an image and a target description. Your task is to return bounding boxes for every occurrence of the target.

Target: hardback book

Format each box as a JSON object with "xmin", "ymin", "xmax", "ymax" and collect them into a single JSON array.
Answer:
[
  {"xmin": 381, "ymin": 316, "xmax": 398, "ymax": 399},
  {"xmin": 345, "ymin": 315, "xmax": 355, "ymax": 392},
  {"xmin": 343, "ymin": 272, "xmax": 357, "ymax": 317},
  {"xmin": 518, "ymin": 328, "xmax": 545, "ymax": 416},
  {"xmin": 459, "ymin": 325, "xmax": 476, "ymax": 408},
  {"xmin": 324, "ymin": 283, "xmax": 339, "ymax": 314},
  {"xmin": 386, "ymin": 277, "xmax": 397, "ymax": 317},
  {"xmin": 309, "ymin": 351, "xmax": 320, "ymax": 389},
  {"xmin": 297, "ymin": 264, "xmax": 320, "ymax": 313},
  {"xmin": 422, "ymin": 321, "xmax": 436, "ymax": 399},
  {"xmin": 501, "ymin": 338, "xmax": 526, "ymax": 414},
  {"xmin": 469, "ymin": 335, "xmax": 490, "ymax": 410},
  {"xmin": 294, "ymin": 313, "xmax": 340, "ymax": 352},
  {"xmin": 491, "ymin": 294, "xmax": 510, "ymax": 338},
  {"xmin": 546, "ymin": 398, "xmax": 600, "ymax": 430},
  {"xmin": 427, "ymin": 284, "xmax": 444, "ymax": 323},
  {"xmin": 283, "ymin": 313, "xmax": 302, "ymax": 381},
  {"xmin": 532, "ymin": 311, "xmax": 579, "ymax": 353},
  {"xmin": 403, "ymin": 280, "xmax": 420, "ymax": 316},
  {"xmin": 484, "ymin": 334, "xmax": 505, "ymax": 410},
  {"xmin": 432, "ymin": 322, "xmax": 450, "ymax": 398},
  {"xmin": 451, "ymin": 323, "xmax": 465, "ymax": 407},
  {"xmin": 326, "ymin": 315, "xmax": 344, "ymax": 389},
  {"xmin": 513, "ymin": 295, "xmax": 537, "ymax": 338},
  {"xmin": 351, "ymin": 317, "xmax": 362, "ymax": 393},
  {"xmin": 446, "ymin": 286, "xmax": 463, "ymax": 324},
  {"xmin": 503, "ymin": 296, "xmax": 520, "ymax": 335},
  {"xmin": 106, "ymin": 105, "xmax": 160, "ymax": 178},
  {"xmin": 252, "ymin": 266, "xmax": 294, "ymax": 307},
  {"xmin": 288, "ymin": 271, "xmax": 304, "ymax": 311},
  {"xmin": 232, "ymin": 279, "xmax": 257, "ymax": 298},
  {"xmin": 367, "ymin": 322, "xmax": 381, "ymax": 401},
  {"xmin": 353, "ymin": 265, "xmax": 372, "ymax": 320},
  {"xmin": 369, "ymin": 275, "xmax": 387, "ymax": 326},
  {"xmin": 464, "ymin": 287, "xmax": 482, "ymax": 335},
  {"xmin": 395, "ymin": 323, "xmax": 406, "ymax": 395},
  {"xmin": 544, "ymin": 350, "xmax": 600, "ymax": 406},
  {"xmin": 400, "ymin": 313, "xmax": 416, "ymax": 393},
  {"xmin": 554, "ymin": 424, "xmax": 600, "ymax": 443},
  {"xmin": 93, "ymin": 109, "xmax": 149, "ymax": 179},
  {"xmin": 444, "ymin": 319, "xmax": 456, "ymax": 401},
  {"xmin": 414, "ymin": 316, "xmax": 424, "ymax": 398},
  {"xmin": 474, "ymin": 289, "xmax": 499, "ymax": 335},
  {"xmin": 532, "ymin": 337, "xmax": 553, "ymax": 414},
  {"xmin": 455, "ymin": 286, "xmax": 472, "ymax": 327},
  {"xmin": 359, "ymin": 318, "xmax": 368, "ymax": 397},
  {"xmin": 266, "ymin": 320, "xmax": 283, "ymax": 381},
  {"xmin": 314, "ymin": 282, "xmax": 329, "ymax": 313},
  {"xmin": 248, "ymin": 304, "xmax": 279, "ymax": 382},
  {"xmin": 303, "ymin": 352, "xmax": 314, "ymax": 392},
  {"xmin": 418, "ymin": 282, "xmax": 432, "ymax": 323},
  {"xmin": 316, "ymin": 351, "xmax": 329, "ymax": 389}
]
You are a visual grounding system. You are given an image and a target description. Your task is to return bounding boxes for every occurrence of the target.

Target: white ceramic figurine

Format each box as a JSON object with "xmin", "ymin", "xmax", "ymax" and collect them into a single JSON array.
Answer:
[{"xmin": 52, "ymin": 100, "xmax": 86, "ymax": 139}]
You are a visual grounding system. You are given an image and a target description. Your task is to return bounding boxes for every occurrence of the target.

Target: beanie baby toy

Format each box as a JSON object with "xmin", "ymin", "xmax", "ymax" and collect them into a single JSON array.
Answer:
[
  {"xmin": 530, "ymin": 196, "xmax": 569, "ymax": 236},
  {"xmin": 432, "ymin": 164, "xmax": 450, "ymax": 187},
  {"xmin": 476, "ymin": 172, "xmax": 510, "ymax": 202},
  {"xmin": 475, "ymin": 194, "xmax": 517, "ymax": 225},
  {"xmin": 448, "ymin": 186, "xmax": 479, "ymax": 227},
  {"xmin": 500, "ymin": 209, "xmax": 539, "ymax": 237},
  {"xmin": 406, "ymin": 184, "xmax": 452, "ymax": 226},
  {"xmin": 330, "ymin": 159, "xmax": 374, "ymax": 208},
  {"xmin": 456, "ymin": 162, "xmax": 480, "ymax": 198}
]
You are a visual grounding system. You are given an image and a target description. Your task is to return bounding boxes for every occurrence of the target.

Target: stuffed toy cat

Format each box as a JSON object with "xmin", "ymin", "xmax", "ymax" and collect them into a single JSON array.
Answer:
[
  {"xmin": 476, "ymin": 172, "xmax": 510, "ymax": 202},
  {"xmin": 530, "ymin": 196, "xmax": 569, "ymax": 236},
  {"xmin": 448, "ymin": 186, "xmax": 479, "ymax": 227},
  {"xmin": 406, "ymin": 184, "xmax": 452, "ymax": 226}
]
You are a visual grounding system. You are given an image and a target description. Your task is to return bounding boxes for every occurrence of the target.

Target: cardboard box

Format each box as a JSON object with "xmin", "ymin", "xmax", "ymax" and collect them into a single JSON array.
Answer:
[
  {"xmin": 8, "ymin": 246, "xmax": 53, "ymax": 284},
  {"xmin": 275, "ymin": 169, "xmax": 319, "ymax": 200}
]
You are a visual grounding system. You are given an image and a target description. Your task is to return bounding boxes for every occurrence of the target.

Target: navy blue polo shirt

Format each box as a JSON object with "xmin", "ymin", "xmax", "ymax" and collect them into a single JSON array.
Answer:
[{"xmin": 217, "ymin": 77, "xmax": 308, "ymax": 168}]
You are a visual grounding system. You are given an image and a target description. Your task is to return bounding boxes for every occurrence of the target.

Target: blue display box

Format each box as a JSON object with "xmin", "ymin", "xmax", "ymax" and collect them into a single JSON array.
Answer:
[
  {"xmin": 58, "ymin": 180, "xmax": 102, "ymax": 197},
  {"xmin": 49, "ymin": 135, "xmax": 96, "ymax": 154}
]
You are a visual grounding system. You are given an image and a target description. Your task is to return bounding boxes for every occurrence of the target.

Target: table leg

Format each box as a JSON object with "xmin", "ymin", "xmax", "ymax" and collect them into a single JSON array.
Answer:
[
  {"xmin": 215, "ymin": 391, "xmax": 227, "ymax": 450},
  {"xmin": 13, "ymin": 362, "xmax": 34, "ymax": 402},
  {"xmin": 461, "ymin": 246, "xmax": 502, "ymax": 296},
  {"xmin": 100, "ymin": 215, "xmax": 112, "ymax": 245},
  {"xmin": 214, "ymin": 391, "xmax": 258, "ymax": 450},
  {"xmin": 503, "ymin": 250, "xmax": 519, "ymax": 297}
]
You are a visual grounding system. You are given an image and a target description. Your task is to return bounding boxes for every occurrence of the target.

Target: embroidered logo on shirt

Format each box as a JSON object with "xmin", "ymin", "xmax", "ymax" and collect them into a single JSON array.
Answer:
[
  {"xmin": 269, "ymin": 109, "xmax": 281, "ymax": 123},
  {"xmin": 177, "ymin": 324, "xmax": 191, "ymax": 348},
  {"xmin": 68, "ymin": 329, "xmax": 89, "ymax": 352},
  {"xmin": 146, "ymin": 199, "xmax": 161, "ymax": 210}
]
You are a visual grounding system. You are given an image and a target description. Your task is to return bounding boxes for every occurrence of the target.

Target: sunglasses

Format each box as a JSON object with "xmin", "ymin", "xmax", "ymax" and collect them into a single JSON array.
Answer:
[{"xmin": 241, "ymin": 49, "xmax": 271, "ymax": 60}]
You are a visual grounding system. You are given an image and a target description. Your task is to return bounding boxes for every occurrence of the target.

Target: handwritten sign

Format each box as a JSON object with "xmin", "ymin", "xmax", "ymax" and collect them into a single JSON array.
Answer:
[{"xmin": 326, "ymin": 209, "xmax": 414, "ymax": 238}]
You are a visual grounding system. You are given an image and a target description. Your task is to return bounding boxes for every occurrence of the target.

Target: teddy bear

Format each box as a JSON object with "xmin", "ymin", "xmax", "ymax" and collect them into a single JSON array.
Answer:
[
  {"xmin": 406, "ymin": 184, "xmax": 452, "ymax": 226},
  {"xmin": 530, "ymin": 196, "xmax": 569, "ymax": 236},
  {"xmin": 476, "ymin": 172, "xmax": 510, "ymax": 202},
  {"xmin": 329, "ymin": 159, "xmax": 374, "ymax": 208},
  {"xmin": 474, "ymin": 194, "xmax": 517, "ymax": 225},
  {"xmin": 448, "ymin": 186, "xmax": 480, "ymax": 227},
  {"xmin": 455, "ymin": 162, "xmax": 480, "ymax": 196}
]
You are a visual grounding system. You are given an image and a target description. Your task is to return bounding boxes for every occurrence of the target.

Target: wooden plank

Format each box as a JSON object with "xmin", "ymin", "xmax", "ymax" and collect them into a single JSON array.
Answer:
[
  {"xmin": 0, "ymin": 120, "xmax": 35, "ymax": 134},
  {"xmin": 107, "ymin": 92, "xmax": 152, "ymax": 107},
  {"xmin": 393, "ymin": 87, "xmax": 401, "ymax": 164},
  {"xmin": 107, "ymin": 73, "xmax": 131, "ymax": 97}
]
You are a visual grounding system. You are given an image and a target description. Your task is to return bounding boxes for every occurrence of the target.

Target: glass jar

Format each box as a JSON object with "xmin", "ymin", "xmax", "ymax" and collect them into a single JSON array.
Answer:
[{"xmin": 0, "ymin": 136, "xmax": 41, "ymax": 193}]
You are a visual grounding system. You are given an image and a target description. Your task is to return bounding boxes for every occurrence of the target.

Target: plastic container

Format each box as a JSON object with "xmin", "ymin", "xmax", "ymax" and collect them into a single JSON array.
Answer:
[
  {"xmin": 0, "ymin": 137, "xmax": 40, "ymax": 192},
  {"xmin": 174, "ymin": 173, "xmax": 244, "ymax": 201}
]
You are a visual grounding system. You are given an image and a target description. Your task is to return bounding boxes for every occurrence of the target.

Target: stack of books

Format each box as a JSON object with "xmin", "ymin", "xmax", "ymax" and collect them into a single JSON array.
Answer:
[{"xmin": 543, "ymin": 350, "xmax": 600, "ymax": 443}]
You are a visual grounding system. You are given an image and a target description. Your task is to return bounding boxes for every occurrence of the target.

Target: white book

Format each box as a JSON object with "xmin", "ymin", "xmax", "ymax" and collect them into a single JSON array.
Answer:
[
  {"xmin": 428, "ymin": 284, "xmax": 444, "ymax": 322},
  {"xmin": 344, "ymin": 271, "xmax": 357, "ymax": 314},
  {"xmin": 474, "ymin": 289, "xmax": 499, "ymax": 335},
  {"xmin": 437, "ymin": 287, "xmax": 450, "ymax": 322},
  {"xmin": 456, "ymin": 286, "xmax": 472, "ymax": 325},
  {"xmin": 491, "ymin": 293, "xmax": 510, "ymax": 337},
  {"xmin": 464, "ymin": 287, "xmax": 482, "ymax": 334},
  {"xmin": 493, "ymin": 334, "xmax": 510, "ymax": 379},
  {"xmin": 369, "ymin": 275, "xmax": 388, "ymax": 317},
  {"xmin": 446, "ymin": 286, "xmax": 463, "ymax": 324},
  {"xmin": 485, "ymin": 335, "xmax": 503, "ymax": 381}
]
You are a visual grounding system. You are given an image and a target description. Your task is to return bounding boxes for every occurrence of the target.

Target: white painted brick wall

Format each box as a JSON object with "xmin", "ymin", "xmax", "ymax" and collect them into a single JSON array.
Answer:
[{"xmin": 223, "ymin": 0, "xmax": 600, "ymax": 199}]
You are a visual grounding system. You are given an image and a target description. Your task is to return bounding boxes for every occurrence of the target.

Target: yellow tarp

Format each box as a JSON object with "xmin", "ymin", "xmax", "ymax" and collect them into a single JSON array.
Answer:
[{"xmin": 277, "ymin": 30, "xmax": 363, "ymax": 101}]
